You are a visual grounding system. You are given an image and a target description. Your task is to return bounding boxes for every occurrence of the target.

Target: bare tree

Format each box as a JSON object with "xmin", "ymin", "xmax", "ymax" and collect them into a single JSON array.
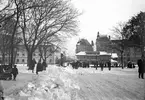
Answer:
[
  {"xmin": 19, "ymin": 0, "xmax": 79, "ymax": 69},
  {"xmin": 38, "ymin": 43, "xmax": 60, "ymax": 62},
  {"xmin": 0, "ymin": 0, "xmax": 51, "ymax": 66},
  {"xmin": 0, "ymin": 0, "xmax": 22, "ymax": 67},
  {"xmin": 0, "ymin": 17, "xmax": 22, "ymax": 65},
  {"xmin": 110, "ymin": 22, "xmax": 127, "ymax": 68}
]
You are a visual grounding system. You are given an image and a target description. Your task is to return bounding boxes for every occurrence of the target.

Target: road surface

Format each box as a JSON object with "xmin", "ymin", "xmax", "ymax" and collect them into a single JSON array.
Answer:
[{"xmin": 77, "ymin": 68, "xmax": 145, "ymax": 100}]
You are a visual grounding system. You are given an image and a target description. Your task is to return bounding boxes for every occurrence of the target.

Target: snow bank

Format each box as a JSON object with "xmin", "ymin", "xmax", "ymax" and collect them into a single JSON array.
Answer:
[{"xmin": 5, "ymin": 65, "xmax": 81, "ymax": 100}]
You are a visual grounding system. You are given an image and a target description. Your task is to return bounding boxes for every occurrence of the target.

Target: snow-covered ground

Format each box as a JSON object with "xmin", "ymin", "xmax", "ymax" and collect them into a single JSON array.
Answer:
[
  {"xmin": 1, "ymin": 64, "xmax": 144, "ymax": 100},
  {"xmin": 77, "ymin": 67, "xmax": 145, "ymax": 100},
  {"xmin": 2, "ymin": 65, "xmax": 81, "ymax": 100}
]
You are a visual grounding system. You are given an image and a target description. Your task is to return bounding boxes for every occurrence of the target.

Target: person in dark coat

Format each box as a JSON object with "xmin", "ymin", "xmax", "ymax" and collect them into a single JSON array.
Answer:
[
  {"xmin": 42, "ymin": 60, "xmax": 47, "ymax": 70},
  {"xmin": 137, "ymin": 59, "xmax": 144, "ymax": 79},
  {"xmin": 107, "ymin": 61, "xmax": 111, "ymax": 71},
  {"xmin": 12, "ymin": 65, "xmax": 18, "ymax": 81},
  {"xmin": 0, "ymin": 81, "xmax": 4, "ymax": 100},
  {"xmin": 36, "ymin": 60, "xmax": 42, "ymax": 75},
  {"xmin": 31, "ymin": 58, "xmax": 36, "ymax": 73},
  {"xmin": 100, "ymin": 62, "xmax": 104, "ymax": 71}
]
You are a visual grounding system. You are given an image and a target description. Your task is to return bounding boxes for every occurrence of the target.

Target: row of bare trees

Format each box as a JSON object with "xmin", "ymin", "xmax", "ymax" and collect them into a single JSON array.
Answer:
[
  {"xmin": 111, "ymin": 11, "xmax": 145, "ymax": 68},
  {"xmin": 0, "ymin": 0, "xmax": 79, "ymax": 68}
]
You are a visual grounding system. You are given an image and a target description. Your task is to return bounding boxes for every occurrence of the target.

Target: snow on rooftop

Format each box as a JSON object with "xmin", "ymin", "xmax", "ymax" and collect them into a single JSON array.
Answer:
[
  {"xmin": 99, "ymin": 51, "xmax": 111, "ymax": 55},
  {"xmin": 76, "ymin": 51, "xmax": 86, "ymax": 56}
]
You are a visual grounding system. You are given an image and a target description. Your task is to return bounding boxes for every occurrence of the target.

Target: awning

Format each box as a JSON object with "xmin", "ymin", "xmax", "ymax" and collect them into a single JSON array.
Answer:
[
  {"xmin": 111, "ymin": 59, "xmax": 117, "ymax": 63},
  {"xmin": 111, "ymin": 53, "xmax": 118, "ymax": 58}
]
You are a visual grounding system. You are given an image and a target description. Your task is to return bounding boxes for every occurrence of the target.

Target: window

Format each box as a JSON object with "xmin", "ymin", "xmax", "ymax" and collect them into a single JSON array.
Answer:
[
  {"xmin": 49, "ymin": 59, "xmax": 52, "ymax": 63},
  {"xmin": 17, "ymin": 53, "xmax": 19, "ymax": 56},
  {"xmin": 22, "ymin": 59, "xmax": 25, "ymax": 62},
  {"xmin": 5, "ymin": 59, "xmax": 7, "ymax": 62},
  {"xmin": 17, "ymin": 59, "xmax": 19, "ymax": 62},
  {"xmin": 33, "ymin": 53, "xmax": 36, "ymax": 56},
  {"xmin": 22, "ymin": 53, "xmax": 25, "ymax": 56}
]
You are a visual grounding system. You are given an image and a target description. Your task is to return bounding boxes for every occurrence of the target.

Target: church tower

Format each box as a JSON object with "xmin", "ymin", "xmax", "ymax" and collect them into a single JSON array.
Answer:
[{"xmin": 96, "ymin": 31, "xmax": 100, "ymax": 52}]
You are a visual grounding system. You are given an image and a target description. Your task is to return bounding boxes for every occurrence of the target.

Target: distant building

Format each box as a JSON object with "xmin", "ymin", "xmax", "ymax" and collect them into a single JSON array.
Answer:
[
  {"xmin": 76, "ymin": 37, "xmax": 111, "ymax": 63},
  {"xmin": 111, "ymin": 39, "xmax": 141, "ymax": 65},
  {"xmin": 96, "ymin": 32, "xmax": 111, "ymax": 53},
  {"xmin": 76, "ymin": 39, "xmax": 93, "ymax": 53},
  {"xmin": 75, "ymin": 31, "xmax": 141, "ymax": 66},
  {"xmin": 0, "ymin": 44, "xmax": 60, "ymax": 64}
]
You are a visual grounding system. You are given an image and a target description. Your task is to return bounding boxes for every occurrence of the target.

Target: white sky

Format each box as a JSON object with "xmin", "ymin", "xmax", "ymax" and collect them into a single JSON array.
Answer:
[
  {"xmin": 0, "ymin": 0, "xmax": 145, "ymax": 57},
  {"xmin": 65, "ymin": 0, "xmax": 145, "ymax": 57}
]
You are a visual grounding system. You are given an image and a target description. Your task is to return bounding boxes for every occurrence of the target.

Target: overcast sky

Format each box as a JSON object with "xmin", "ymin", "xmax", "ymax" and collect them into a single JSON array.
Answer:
[
  {"xmin": 65, "ymin": 0, "xmax": 145, "ymax": 57},
  {"xmin": 0, "ymin": 0, "xmax": 145, "ymax": 57}
]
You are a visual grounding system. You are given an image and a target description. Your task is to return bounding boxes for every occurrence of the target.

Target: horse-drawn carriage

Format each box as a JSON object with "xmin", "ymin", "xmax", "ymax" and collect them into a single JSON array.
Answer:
[{"xmin": 0, "ymin": 65, "xmax": 12, "ymax": 80}]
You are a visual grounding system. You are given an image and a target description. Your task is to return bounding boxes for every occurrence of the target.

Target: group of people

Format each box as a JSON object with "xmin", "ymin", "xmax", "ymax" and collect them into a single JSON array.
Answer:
[
  {"xmin": 0, "ymin": 65, "xmax": 18, "ymax": 99},
  {"xmin": 127, "ymin": 61, "xmax": 135, "ymax": 68},
  {"xmin": 98, "ymin": 61, "xmax": 112, "ymax": 71},
  {"xmin": 30, "ymin": 58, "xmax": 47, "ymax": 74},
  {"xmin": 70, "ymin": 61, "xmax": 112, "ymax": 71}
]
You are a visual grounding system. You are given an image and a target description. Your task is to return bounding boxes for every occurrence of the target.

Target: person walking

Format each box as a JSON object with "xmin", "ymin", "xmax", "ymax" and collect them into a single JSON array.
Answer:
[
  {"xmin": 100, "ymin": 62, "xmax": 104, "ymax": 71},
  {"xmin": 12, "ymin": 65, "xmax": 19, "ymax": 81},
  {"xmin": 36, "ymin": 60, "xmax": 42, "ymax": 75},
  {"xmin": 137, "ymin": 59, "xmax": 144, "ymax": 79},
  {"xmin": 0, "ymin": 80, "xmax": 4, "ymax": 100},
  {"xmin": 42, "ymin": 60, "xmax": 47, "ymax": 70},
  {"xmin": 31, "ymin": 58, "xmax": 36, "ymax": 73},
  {"xmin": 107, "ymin": 61, "xmax": 111, "ymax": 71}
]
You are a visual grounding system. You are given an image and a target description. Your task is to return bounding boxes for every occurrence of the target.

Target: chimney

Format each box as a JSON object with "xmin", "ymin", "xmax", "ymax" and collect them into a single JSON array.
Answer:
[
  {"xmin": 97, "ymin": 32, "xmax": 100, "ymax": 39},
  {"xmin": 91, "ymin": 40, "xmax": 94, "ymax": 46},
  {"xmin": 109, "ymin": 35, "xmax": 111, "ymax": 40}
]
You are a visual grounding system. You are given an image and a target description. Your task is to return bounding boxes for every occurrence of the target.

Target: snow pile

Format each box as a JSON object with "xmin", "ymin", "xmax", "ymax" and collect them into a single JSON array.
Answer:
[
  {"xmin": 16, "ymin": 64, "xmax": 32, "ymax": 73},
  {"xmin": 5, "ymin": 65, "xmax": 81, "ymax": 100}
]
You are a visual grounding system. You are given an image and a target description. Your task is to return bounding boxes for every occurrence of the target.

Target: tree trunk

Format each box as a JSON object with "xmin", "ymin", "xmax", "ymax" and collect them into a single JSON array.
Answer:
[
  {"xmin": 2, "ymin": 53, "xmax": 5, "ymax": 65},
  {"xmin": 27, "ymin": 51, "xmax": 33, "ymax": 69},
  {"xmin": 9, "ymin": 49, "xmax": 11, "ymax": 64},
  {"xmin": 13, "ymin": 49, "xmax": 17, "ymax": 64},
  {"xmin": 121, "ymin": 52, "xmax": 124, "ymax": 69},
  {"xmin": 10, "ymin": 45, "xmax": 14, "ymax": 67}
]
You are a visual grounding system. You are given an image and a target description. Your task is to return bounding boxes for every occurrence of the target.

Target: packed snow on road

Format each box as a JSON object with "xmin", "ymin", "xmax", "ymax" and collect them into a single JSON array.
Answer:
[{"xmin": 1, "ymin": 65, "xmax": 145, "ymax": 100}]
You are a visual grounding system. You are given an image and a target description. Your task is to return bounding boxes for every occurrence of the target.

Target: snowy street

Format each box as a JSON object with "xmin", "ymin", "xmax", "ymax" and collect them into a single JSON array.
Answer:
[
  {"xmin": 77, "ymin": 68, "xmax": 145, "ymax": 100},
  {"xmin": 1, "ymin": 65, "xmax": 145, "ymax": 100}
]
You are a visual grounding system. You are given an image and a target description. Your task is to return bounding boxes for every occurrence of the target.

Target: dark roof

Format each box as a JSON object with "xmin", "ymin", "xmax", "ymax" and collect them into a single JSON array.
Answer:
[
  {"xmin": 98, "ymin": 35, "xmax": 110, "ymax": 41},
  {"xmin": 111, "ymin": 39, "xmax": 137, "ymax": 47},
  {"xmin": 77, "ymin": 39, "xmax": 91, "ymax": 46}
]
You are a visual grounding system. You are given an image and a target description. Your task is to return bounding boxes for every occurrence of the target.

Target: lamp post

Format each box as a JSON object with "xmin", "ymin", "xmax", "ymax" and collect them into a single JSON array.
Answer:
[{"xmin": 60, "ymin": 52, "xmax": 63, "ymax": 66}]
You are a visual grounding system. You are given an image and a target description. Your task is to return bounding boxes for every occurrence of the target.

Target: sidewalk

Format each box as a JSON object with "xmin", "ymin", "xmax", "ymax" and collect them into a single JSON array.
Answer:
[{"xmin": 1, "ymin": 72, "xmax": 38, "ymax": 97}]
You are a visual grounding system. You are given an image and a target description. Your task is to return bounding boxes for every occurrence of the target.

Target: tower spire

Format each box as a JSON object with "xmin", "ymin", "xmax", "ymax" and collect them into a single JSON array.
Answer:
[{"xmin": 97, "ymin": 31, "xmax": 100, "ymax": 39}]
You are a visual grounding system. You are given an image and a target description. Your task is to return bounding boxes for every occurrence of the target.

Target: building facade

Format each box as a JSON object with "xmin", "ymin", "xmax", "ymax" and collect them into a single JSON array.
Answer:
[
  {"xmin": 75, "ymin": 32, "xmax": 141, "ymax": 66},
  {"xmin": 0, "ymin": 45, "xmax": 60, "ymax": 64},
  {"xmin": 96, "ymin": 32, "xmax": 111, "ymax": 53},
  {"xmin": 76, "ymin": 39, "xmax": 93, "ymax": 53},
  {"xmin": 76, "ymin": 37, "xmax": 111, "ymax": 64}
]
